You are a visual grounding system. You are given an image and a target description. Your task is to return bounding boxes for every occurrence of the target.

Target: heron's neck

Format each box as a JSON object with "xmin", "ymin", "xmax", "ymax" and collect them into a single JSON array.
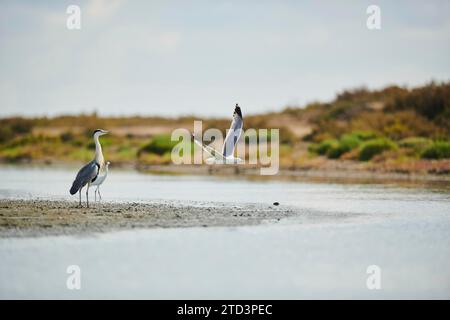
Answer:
[{"xmin": 94, "ymin": 135, "xmax": 104, "ymax": 167}]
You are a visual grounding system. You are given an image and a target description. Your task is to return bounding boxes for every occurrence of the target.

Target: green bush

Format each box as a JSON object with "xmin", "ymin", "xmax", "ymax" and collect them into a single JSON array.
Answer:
[
  {"xmin": 139, "ymin": 134, "xmax": 178, "ymax": 156},
  {"xmin": 421, "ymin": 141, "xmax": 450, "ymax": 159},
  {"xmin": 340, "ymin": 134, "xmax": 361, "ymax": 148},
  {"xmin": 350, "ymin": 131, "xmax": 378, "ymax": 141},
  {"xmin": 326, "ymin": 134, "xmax": 362, "ymax": 159},
  {"xmin": 327, "ymin": 144, "xmax": 347, "ymax": 159},
  {"xmin": 359, "ymin": 138, "xmax": 397, "ymax": 161},
  {"xmin": 315, "ymin": 139, "xmax": 338, "ymax": 155},
  {"xmin": 399, "ymin": 137, "xmax": 432, "ymax": 153}
]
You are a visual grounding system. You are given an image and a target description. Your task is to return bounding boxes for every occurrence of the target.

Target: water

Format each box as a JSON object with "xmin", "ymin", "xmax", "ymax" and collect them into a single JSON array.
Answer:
[
  {"xmin": 0, "ymin": 165, "xmax": 449, "ymax": 299},
  {"xmin": 0, "ymin": 165, "xmax": 449, "ymax": 215}
]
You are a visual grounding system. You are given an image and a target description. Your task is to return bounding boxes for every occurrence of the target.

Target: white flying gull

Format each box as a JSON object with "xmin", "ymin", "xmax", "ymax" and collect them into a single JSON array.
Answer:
[
  {"xmin": 69, "ymin": 129, "xmax": 108, "ymax": 207},
  {"xmin": 192, "ymin": 103, "xmax": 244, "ymax": 164}
]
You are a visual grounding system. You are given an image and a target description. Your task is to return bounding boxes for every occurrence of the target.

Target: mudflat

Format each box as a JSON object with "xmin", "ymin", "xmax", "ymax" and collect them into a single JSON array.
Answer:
[{"xmin": 0, "ymin": 199, "xmax": 336, "ymax": 238}]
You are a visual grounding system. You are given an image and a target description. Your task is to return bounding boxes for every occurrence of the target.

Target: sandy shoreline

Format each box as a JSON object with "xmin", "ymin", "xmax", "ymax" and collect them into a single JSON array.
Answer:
[{"xmin": 0, "ymin": 199, "xmax": 329, "ymax": 238}]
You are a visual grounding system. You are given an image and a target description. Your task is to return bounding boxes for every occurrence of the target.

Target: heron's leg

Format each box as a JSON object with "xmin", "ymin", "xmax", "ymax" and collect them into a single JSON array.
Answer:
[
  {"xmin": 78, "ymin": 189, "xmax": 82, "ymax": 207},
  {"xmin": 94, "ymin": 187, "xmax": 97, "ymax": 202},
  {"xmin": 98, "ymin": 186, "xmax": 102, "ymax": 201},
  {"xmin": 86, "ymin": 184, "xmax": 90, "ymax": 208}
]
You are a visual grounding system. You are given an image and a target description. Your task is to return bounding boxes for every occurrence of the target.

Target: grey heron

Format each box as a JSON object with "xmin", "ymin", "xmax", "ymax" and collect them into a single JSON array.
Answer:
[
  {"xmin": 70, "ymin": 129, "xmax": 108, "ymax": 207},
  {"xmin": 192, "ymin": 104, "xmax": 244, "ymax": 164},
  {"xmin": 91, "ymin": 161, "xmax": 110, "ymax": 201}
]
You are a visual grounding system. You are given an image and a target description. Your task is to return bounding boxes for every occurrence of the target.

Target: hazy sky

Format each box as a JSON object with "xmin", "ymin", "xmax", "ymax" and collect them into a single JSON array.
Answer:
[{"xmin": 1, "ymin": 0, "xmax": 449, "ymax": 117}]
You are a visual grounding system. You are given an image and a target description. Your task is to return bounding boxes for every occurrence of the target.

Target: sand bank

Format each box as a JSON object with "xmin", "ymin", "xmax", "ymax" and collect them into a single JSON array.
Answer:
[{"xmin": 0, "ymin": 199, "xmax": 335, "ymax": 238}]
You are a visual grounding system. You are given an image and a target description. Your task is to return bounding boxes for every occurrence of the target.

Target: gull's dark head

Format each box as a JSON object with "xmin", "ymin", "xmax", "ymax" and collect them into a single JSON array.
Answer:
[
  {"xmin": 234, "ymin": 103, "xmax": 242, "ymax": 119},
  {"xmin": 93, "ymin": 129, "xmax": 108, "ymax": 137}
]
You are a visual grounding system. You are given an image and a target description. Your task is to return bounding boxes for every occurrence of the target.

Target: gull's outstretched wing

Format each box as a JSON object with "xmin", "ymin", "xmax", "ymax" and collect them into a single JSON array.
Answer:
[
  {"xmin": 192, "ymin": 134, "xmax": 225, "ymax": 160},
  {"xmin": 222, "ymin": 105, "xmax": 243, "ymax": 157}
]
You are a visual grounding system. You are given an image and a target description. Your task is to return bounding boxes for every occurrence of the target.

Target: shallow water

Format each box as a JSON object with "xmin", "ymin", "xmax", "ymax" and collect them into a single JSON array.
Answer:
[
  {"xmin": 0, "ymin": 165, "xmax": 449, "ymax": 215},
  {"xmin": 0, "ymin": 165, "xmax": 449, "ymax": 299}
]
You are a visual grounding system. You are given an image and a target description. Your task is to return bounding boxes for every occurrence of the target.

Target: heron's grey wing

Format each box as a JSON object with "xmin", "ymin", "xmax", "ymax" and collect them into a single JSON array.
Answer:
[
  {"xmin": 222, "ymin": 115, "xmax": 243, "ymax": 157},
  {"xmin": 70, "ymin": 161, "xmax": 100, "ymax": 194},
  {"xmin": 78, "ymin": 161, "xmax": 100, "ymax": 182}
]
